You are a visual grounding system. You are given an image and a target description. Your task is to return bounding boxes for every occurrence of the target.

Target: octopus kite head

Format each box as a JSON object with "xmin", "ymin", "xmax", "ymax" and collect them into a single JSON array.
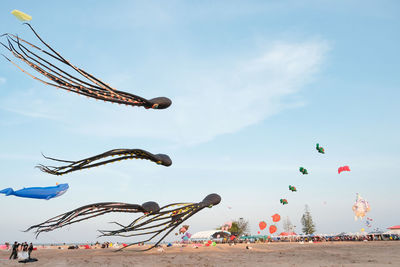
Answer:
[
  {"xmin": 146, "ymin": 97, "xmax": 172, "ymax": 109},
  {"xmin": 200, "ymin": 193, "xmax": 221, "ymax": 208},
  {"xmin": 141, "ymin": 201, "xmax": 160, "ymax": 213},
  {"xmin": 154, "ymin": 154, "xmax": 172, "ymax": 167}
]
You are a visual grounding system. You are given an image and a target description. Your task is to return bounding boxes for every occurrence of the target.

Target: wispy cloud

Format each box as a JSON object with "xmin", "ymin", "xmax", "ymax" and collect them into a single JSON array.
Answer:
[
  {"xmin": 0, "ymin": 153, "xmax": 37, "ymax": 161},
  {"xmin": 0, "ymin": 94, "xmax": 56, "ymax": 120},
  {"xmin": 0, "ymin": 77, "xmax": 6, "ymax": 85},
  {"xmin": 0, "ymin": 89, "xmax": 60, "ymax": 120},
  {"xmin": 0, "ymin": 106, "xmax": 56, "ymax": 119}
]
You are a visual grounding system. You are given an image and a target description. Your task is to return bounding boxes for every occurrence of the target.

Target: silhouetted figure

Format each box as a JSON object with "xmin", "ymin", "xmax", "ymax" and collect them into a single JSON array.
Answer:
[
  {"xmin": 28, "ymin": 243, "xmax": 33, "ymax": 259},
  {"xmin": 9, "ymin": 242, "xmax": 18, "ymax": 260}
]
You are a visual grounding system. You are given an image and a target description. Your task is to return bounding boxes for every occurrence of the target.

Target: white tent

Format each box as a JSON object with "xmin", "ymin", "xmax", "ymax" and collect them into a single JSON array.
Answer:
[{"xmin": 190, "ymin": 230, "xmax": 231, "ymax": 240}]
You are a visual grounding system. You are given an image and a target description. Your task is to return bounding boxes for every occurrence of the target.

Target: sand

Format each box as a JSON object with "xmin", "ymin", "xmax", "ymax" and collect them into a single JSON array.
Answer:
[{"xmin": 1, "ymin": 242, "xmax": 399, "ymax": 266}]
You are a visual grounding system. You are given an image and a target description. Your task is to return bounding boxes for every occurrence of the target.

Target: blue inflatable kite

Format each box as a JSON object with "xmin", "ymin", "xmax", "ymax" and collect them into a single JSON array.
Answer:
[{"xmin": 0, "ymin": 184, "xmax": 69, "ymax": 200}]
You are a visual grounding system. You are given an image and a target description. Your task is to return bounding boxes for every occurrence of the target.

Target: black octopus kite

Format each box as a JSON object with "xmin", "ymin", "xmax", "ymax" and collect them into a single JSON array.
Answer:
[
  {"xmin": 0, "ymin": 23, "xmax": 171, "ymax": 109},
  {"xmin": 26, "ymin": 193, "xmax": 221, "ymax": 251},
  {"xmin": 37, "ymin": 149, "xmax": 172, "ymax": 176}
]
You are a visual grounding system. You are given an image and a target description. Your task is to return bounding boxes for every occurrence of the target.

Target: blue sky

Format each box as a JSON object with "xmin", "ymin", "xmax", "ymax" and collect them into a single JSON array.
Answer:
[{"xmin": 0, "ymin": 0, "xmax": 399, "ymax": 243}]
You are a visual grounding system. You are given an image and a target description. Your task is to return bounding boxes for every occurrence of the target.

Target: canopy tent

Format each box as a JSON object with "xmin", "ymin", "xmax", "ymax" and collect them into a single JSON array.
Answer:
[
  {"xmin": 279, "ymin": 232, "xmax": 297, "ymax": 236},
  {"xmin": 190, "ymin": 230, "xmax": 231, "ymax": 240},
  {"xmin": 387, "ymin": 225, "xmax": 400, "ymax": 234}
]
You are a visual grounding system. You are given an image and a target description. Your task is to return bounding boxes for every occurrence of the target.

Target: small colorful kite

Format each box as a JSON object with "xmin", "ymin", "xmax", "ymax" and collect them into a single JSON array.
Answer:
[
  {"xmin": 316, "ymin": 143, "xmax": 325, "ymax": 154},
  {"xmin": 280, "ymin": 199, "xmax": 288, "ymax": 205},
  {"xmin": 179, "ymin": 225, "xmax": 189, "ymax": 234},
  {"xmin": 299, "ymin": 167, "xmax": 308, "ymax": 175},
  {"xmin": 289, "ymin": 185, "xmax": 297, "ymax": 192},
  {"xmin": 271, "ymin": 214, "xmax": 281, "ymax": 222},
  {"xmin": 269, "ymin": 225, "xmax": 277, "ymax": 234},
  {"xmin": 338, "ymin": 166, "xmax": 351, "ymax": 174},
  {"xmin": 221, "ymin": 221, "xmax": 232, "ymax": 231},
  {"xmin": 259, "ymin": 221, "xmax": 267, "ymax": 230},
  {"xmin": 11, "ymin": 10, "xmax": 32, "ymax": 21},
  {"xmin": 352, "ymin": 193, "xmax": 371, "ymax": 220},
  {"xmin": 182, "ymin": 232, "xmax": 191, "ymax": 241}
]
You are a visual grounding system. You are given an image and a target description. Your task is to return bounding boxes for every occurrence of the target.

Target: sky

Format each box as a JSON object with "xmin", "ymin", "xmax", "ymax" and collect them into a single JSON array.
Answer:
[{"xmin": 0, "ymin": 0, "xmax": 399, "ymax": 244}]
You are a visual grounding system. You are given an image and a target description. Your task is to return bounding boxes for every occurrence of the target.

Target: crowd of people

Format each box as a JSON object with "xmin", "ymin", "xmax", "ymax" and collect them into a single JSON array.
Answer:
[
  {"xmin": 238, "ymin": 233, "xmax": 400, "ymax": 243},
  {"xmin": 8, "ymin": 241, "xmax": 34, "ymax": 261}
]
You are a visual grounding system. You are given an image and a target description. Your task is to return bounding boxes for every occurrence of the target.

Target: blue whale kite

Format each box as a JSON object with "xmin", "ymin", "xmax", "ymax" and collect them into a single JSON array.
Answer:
[{"xmin": 0, "ymin": 184, "xmax": 69, "ymax": 200}]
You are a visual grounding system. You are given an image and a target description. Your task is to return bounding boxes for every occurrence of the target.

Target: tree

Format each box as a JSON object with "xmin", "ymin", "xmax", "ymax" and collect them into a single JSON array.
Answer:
[
  {"xmin": 301, "ymin": 205, "xmax": 316, "ymax": 235},
  {"xmin": 231, "ymin": 218, "xmax": 250, "ymax": 236},
  {"xmin": 217, "ymin": 218, "xmax": 250, "ymax": 236}
]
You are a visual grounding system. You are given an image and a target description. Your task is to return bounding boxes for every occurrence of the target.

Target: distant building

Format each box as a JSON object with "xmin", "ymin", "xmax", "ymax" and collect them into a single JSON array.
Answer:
[{"xmin": 387, "ymin": 225, "xmax": 400, "ymax": 234}]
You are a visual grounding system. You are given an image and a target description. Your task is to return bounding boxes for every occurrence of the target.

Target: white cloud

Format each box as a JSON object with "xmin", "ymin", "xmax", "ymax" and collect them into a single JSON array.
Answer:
[
  {"xmin": 0, "ymin": 89, "xmax": 59, "ymax": 119},
  {"xmin": 71, "ymin": 40, "xmax": 329, "ymax": 145},
  {"xmin": 1, "ymin": 40, "xmax": 329, "ymax": 146}
]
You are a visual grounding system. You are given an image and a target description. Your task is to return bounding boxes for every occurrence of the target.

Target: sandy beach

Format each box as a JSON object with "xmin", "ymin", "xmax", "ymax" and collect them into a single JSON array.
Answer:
[{"xmin": 1, "ymin": 242, "xmax": 399, "ymax": 266}]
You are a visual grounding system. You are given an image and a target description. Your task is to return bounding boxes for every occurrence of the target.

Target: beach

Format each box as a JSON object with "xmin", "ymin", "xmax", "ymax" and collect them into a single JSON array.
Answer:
[{"xmin": 1, "ymin": 242, "xmax": 399, "ymax": 266}]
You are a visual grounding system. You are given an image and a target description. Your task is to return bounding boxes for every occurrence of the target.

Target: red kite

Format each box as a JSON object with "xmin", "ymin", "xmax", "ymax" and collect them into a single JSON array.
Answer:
[
  {"xmin": 259, "ymin": 221, "xmax": 267, "ymax": 230},
  {"xmin": 338, "ymin": 166, "xmax": 350, "ymax": 174},
  {"xmin": 271, "ymin": 214, "xmax": 281, "ymax": 222}
]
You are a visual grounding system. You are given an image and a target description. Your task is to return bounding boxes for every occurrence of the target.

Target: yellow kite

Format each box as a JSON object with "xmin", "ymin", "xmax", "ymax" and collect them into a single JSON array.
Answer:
[{"xmin": 11, "ymin": 10, "xmax": 32, "ymax": 21}]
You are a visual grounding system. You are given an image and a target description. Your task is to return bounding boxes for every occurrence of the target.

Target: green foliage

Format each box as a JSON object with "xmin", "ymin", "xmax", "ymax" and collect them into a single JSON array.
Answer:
[
  {"xmin": 301, "ymin": 205, "xmax": 316, "ymax": 235},
  {"xmin": 217, "ymin": 218, "xmax": 250, "ymax": 237}
]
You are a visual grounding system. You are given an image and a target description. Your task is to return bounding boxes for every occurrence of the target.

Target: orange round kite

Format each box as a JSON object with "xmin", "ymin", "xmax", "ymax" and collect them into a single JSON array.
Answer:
[
  {"xmin": 269, "ymin": 225, "xmax": 277, "ymax": 234},
  {"xmin": 271, "ymin": 214, "xmax": 281, "ymax": 222},
  {"xmin": 259, "ymin": 221, "xmax": 267, "ymax": 230}
]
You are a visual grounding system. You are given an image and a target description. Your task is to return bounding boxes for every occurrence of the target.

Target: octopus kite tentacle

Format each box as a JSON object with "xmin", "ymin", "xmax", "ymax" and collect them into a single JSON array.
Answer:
[
  {"xmin": 36, "ymin": 149, "xmax": 172, "ymax": 176},
  {"xmin": 0, "ymin": 23, "xmax": 171, "ymax": 109},
  {"xmin": 26, "ymin": 194, "xmax": 221, "ymax": 251},
  {"xmin": 25, "ymin": 202, "xmax": 151, "ymax": 236}
]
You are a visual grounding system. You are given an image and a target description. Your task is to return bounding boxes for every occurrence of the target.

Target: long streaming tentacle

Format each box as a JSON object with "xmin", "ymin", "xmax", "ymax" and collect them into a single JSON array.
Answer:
[
  {"xmin": 0, "ymin": 24, "xmax": 171, "ymax": 109},
  {"xmin": 26, "ymin": 202, "xmax": 146, "ymax": 237},
  {"xmin": 37, "ymin": 149, "xmax": 172, "ymax": 175},
  {"xmin": 26, "ymin": 194, "xmax": 221, "ymax": 251},
  {"xmin": 117, "ymin": 204, "xmax": 205, "ymax": 252}
]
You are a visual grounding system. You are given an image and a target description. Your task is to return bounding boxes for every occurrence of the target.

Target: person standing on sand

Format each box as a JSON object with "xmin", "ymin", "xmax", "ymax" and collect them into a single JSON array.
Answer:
[
  {"xmin": 9, "ymin": 241, "xmax": 18, "ymax": 260},
  {"xmin": 19, "ymin": 242, "xmax": 29, "ymax": 260},
  {"xmin": 28, "ymin": 243, "xmax": 33, "ymax": 259}
]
